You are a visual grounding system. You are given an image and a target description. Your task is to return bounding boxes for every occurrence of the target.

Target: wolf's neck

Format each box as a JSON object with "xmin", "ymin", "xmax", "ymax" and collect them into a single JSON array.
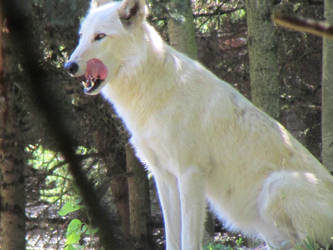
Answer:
[{"xmin": 101, "ymin": 24, "xmax": 178, "ymax": 133}]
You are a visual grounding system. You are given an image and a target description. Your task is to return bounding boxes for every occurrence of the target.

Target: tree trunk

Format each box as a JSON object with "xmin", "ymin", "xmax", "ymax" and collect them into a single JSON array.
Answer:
[
  {"xmin": 0, "ymin": 7, "xmax": 26, "ymax": 249},
  {"xmin": 167, "ymin": 0, "xmax": 198, "ymax": 59},
  {"xmin": 126, "ymin": 144, "xmax": 152, "ymax": 250},
  {"xmin": 110, "ymin": 167, "xmax": 130, "ymax": 235},
  {"xmin": 322, "ymin": 0, "xmax": 333, "ymax": 172},
  {"xmin": 245, "ymin": 0, "xmax": 280, "ymax": 119},
  {"xmin": 94, "ymin": 128, "xmax": 130, "ymax": 235}
]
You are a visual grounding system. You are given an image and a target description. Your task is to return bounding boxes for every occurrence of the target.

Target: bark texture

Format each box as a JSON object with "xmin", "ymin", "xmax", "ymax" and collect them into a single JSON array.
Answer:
[
  {"xmin": 0, "ymin": 5, "xmax": 26, "ymax": 249},
  {"xmin": 322, "ymin": 0, "xmax": 333, "ymax": 172},
  {"xmin": 167, "ymin": 0, "xmax": 198, "ymax": 59},
  {"xmin": 126, "ymin": 144, "xmax": 152, "ymax": 250},
  {"xmin": 246, "ymin": 0, "xmax": 280, "ymax": 119}
]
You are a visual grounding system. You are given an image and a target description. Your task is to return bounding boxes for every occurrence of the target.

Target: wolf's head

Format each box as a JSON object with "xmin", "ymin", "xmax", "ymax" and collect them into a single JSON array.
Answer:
[{"xmin": 64, "ymin": 0, "xmax": 148, "ymax": 95}]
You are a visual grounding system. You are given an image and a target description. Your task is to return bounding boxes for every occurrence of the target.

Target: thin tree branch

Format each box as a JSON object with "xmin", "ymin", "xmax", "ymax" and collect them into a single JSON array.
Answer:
[
  {"xmin": 272, "ymin": 11, "xmax": 333, "ymax": 39},
  {"xmin": 193, "ymin": 6, "xmax": 244, "ymax": 18}
]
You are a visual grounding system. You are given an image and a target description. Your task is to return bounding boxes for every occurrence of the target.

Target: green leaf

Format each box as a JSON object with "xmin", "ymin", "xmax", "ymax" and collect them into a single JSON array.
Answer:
[
  {"xmin": 67, "ymin": 219, "xmax": 82, "ymax": 235},
  {"xmin": 58, "ymin": 201, "xmax": 81, "ymax": 216},
  {"xmin": 66, "ymin": 232, "xmax": 81, "ymax": 245},
  {"xmin": 66, "ymin": 219, "xmax": 82, "ymax": 245}
]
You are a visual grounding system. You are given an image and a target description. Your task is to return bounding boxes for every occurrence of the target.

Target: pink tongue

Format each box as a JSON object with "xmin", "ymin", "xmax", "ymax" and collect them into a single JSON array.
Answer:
[{"xmin": 85, "ymin": 58, "xmax": 108, "ymax": 80}]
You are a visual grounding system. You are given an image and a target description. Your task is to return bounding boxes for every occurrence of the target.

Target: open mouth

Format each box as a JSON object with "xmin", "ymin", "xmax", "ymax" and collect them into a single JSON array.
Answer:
[
  {"xmin": 82, "ymin": 75, "xmax": 104, "ymax": 94},
  {"xmin": 83, "ymin": 58, "xmax": 108, "ymax": 94}
]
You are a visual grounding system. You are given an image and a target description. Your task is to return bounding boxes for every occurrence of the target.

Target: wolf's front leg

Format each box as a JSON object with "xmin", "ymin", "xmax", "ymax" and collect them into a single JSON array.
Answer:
[
  {"xmin": 178, "ymin": 167, "xmax": 206, "ymax": 250},
  {"xmin": 153, "ymin": 170, "xmax": 181, "ymax": 250}
]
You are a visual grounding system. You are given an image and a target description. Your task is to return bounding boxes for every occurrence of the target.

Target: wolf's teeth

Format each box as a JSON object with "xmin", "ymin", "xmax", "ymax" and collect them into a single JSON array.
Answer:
[
  {"xmin": 83, "ymin": 80, "xmax": 90, "ymax": 88},
  {"xmin": 82, "ymin": 81, "xmax": 88, "ymax": 88},
  {"xmin": 82, "ymin": 78, "xmax": 96, "ymax": 89}
]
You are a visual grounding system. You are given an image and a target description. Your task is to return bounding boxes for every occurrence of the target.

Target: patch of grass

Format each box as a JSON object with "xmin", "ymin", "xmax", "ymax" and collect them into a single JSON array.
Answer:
[
  {"xmin": 295, "ymin": 237, "xmax": 331, "ymax": 250},
  {"xmin": 204, "ymin": 243, "xmax": 233, "ymax": 250}
]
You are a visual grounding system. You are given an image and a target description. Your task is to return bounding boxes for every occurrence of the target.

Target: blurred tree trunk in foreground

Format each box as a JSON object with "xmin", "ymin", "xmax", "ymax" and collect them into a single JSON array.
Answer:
[
  {"xmin": 322, "ymin": 0, "xmax": 333, "ymax": 172},
  {"xmin": 245, "ymin": 0, "xmax": 280, "ymax": 119},
  {"xmin": 0, "ymin": 5, "xmax": 26, "ymax": 249}
]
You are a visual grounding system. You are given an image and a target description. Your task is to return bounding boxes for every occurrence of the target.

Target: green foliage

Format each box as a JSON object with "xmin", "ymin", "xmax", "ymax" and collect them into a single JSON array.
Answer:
[
  {"xmin": 66, "ymin": 219, "xmax": 82, "ymax": 246},
  {"xmin": 193, "ymin": 0, "xmax": 246, "ymax": 34},
  {"xmin": 26, "ymin": 144, "xmax": 99, "ymax": 248},
  {"xmin": 230, "ymin": 9, "xmax": 246, "ymax": 23},
  {"xmin": 235, "ymin": 237, "xmax": 243, "ymax": 246},
  {"xmin": 26, "ymin": 144, "xmax": 95, "ymax": 204},
  {"xmin": 204, "ymin": 242, "xmax": 245, "ymax": 250},
  {"xmin": 59, "ymin": 200, "xmax": 98, "ymax": 250},
  {"xmin": 26, "ymin": 144, "xmax": 73, "ymax": 203},
  {"xmin": 204, "ymin": 233, "xmax": 247, "ymax": 250},
  {"xmin": 205, "ymin": 243, "xmax": 233, "ymax": 250},
  {"xmin": 58, "ymin": 200, "xmax": 82, "ymax": 216}
]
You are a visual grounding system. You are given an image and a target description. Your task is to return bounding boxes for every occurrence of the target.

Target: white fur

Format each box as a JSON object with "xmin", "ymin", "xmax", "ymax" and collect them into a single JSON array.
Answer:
[{"xmin": 66, "ymin": 0, "xmax": 333, "ymax": 249}]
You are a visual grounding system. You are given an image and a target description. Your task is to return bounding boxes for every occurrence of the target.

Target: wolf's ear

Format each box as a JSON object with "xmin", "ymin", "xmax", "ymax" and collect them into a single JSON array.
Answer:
[
  {"xmin": 90, "ymin": 0, "xmax": 112, "ymax": 9},
  {"xmin": 118, "ymin": 0, "xmax": 147, "ymax": 27}
]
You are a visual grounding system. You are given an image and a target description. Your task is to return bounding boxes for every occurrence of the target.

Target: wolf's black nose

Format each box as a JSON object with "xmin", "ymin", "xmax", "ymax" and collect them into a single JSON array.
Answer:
[{"xmin": 64, "ymin": 61, "xmax": 79, "ymax": 75}]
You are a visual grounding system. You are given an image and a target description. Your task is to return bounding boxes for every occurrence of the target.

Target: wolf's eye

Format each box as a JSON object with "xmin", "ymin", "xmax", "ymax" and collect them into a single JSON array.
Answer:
[{"xmin": 94, "ymin": 33, "xmax": 106, "ymax": 41}]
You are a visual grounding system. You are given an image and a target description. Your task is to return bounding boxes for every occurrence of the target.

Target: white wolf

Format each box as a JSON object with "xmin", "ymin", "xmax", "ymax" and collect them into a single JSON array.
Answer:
[{"xmin": 64, "ymin": 0, "xmax": 333, "ymax": 249}]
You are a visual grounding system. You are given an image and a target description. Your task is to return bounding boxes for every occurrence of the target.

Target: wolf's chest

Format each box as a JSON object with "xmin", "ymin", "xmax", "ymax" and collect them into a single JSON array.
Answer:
[{"xmin": 130, "ymin": 116, "xmax": 212, "ymax": 177}]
